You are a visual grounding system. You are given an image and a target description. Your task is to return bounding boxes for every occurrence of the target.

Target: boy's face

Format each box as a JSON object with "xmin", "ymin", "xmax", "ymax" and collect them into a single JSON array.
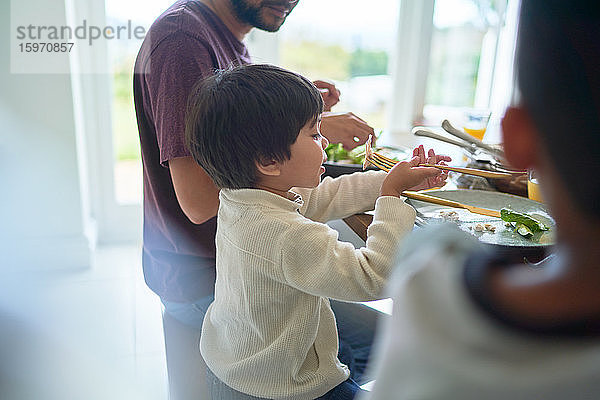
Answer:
[{"xmin": 278, "ymin": 118, "xmax": 328, "ymax": 189}]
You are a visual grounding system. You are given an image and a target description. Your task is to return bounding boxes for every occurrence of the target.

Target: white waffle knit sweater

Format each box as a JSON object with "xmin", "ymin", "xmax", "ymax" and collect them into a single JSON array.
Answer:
[{"xmin": 200, "ymin": 171, "xmax": 416, "ymax": 399}]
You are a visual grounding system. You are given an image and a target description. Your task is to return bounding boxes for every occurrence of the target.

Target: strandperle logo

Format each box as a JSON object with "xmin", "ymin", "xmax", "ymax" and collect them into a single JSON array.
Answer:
[{"xmin": 15, "ymin": 19, "xmax": 147, "ymax": 46}]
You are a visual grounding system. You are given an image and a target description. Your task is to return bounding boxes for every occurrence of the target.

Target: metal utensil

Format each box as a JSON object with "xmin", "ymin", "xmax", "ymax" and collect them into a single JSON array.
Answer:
[
  {"xmin": 413, "ymin": 127, "xmax": 522, "ymax": 172},
  {"xmin": 441, "ymin": 119, "xmax": 504, "ymax": 157},
  {"xmin": 413, "ymin": 129, "xmax": 479, "ymax": 154},
  {"xmin": 413, "ymin": 128, "xmax": 504, "ymax": 166}
]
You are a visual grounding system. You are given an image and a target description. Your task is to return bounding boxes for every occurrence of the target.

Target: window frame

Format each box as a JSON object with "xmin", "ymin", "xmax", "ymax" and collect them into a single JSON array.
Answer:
[{"xmin": 67, "ymin": 0, "xmax": 141, "ymax": 245}]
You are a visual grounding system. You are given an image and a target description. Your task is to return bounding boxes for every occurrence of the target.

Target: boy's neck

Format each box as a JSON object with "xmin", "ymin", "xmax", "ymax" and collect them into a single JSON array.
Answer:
[{"xmin": 255, "ymin": 184, "xmax": 296, "ymax": 200}]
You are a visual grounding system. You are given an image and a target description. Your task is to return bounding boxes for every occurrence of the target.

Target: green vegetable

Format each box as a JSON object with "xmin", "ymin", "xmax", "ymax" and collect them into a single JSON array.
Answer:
[
  {"xmin": 500, "ymin": 208, "xmax": 549, "ymax": 233},
  {"xmin": 325, "ymin": 143, "xmax": 366, "ymax": 164},
  {"xmin": 324, "ymin": 130, "xmax": 385, "ymax": 165},
  {"xmin": 515, "ymin": 223, "xmax": 534, "ymax": 238}
]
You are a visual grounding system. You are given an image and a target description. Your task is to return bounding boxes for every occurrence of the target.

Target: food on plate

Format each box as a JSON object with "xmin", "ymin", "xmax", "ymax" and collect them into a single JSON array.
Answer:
[
  {"xmin": 484, "ymin": 223, "xmax": 496, "ymax": 233},
  {"xmin": 439, "ymin": 210, "xmax": 459, "ymax": 221},
  {"xmin": 500, "ymin": 208, "xmax": 549, "ymax": 232},
  {"xmin": 472, "ymin": 223, "xmax": 496, "ymax": 233},
  {"xmin": 515, "ymin": 223, "xmax": 534, "ymax": 238},
  {"xmin": 500, "ymin": 208, "xmax": 549, "ymax": 239},
  {"xmin": 325, "ymin": 143, "xmax": 366, "ymax": 164}
]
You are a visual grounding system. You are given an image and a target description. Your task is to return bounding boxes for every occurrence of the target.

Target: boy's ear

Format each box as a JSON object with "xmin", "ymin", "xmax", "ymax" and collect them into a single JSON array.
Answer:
[
  {"xmin": 501, "ymin": 106, "xmax": 538, "ymax": 170},
  {"xmin": 255, "ymin": 158, "xmax": 281, "ymax": 177}
]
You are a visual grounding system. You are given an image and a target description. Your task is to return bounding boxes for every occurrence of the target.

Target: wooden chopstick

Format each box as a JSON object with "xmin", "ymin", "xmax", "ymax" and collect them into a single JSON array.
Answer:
[
  {"xmin": 372, "ymin": 151, "xmax": 397, "ymax": 165},
  {"xmin": 402, "ymin": 191, "xmax": 501, "ymax": 218},
  {"xmin": 367, "ymin": 146, "xmax": 523, "ymax": 180},
  {"xmin": 368, "ymin": 157, "xmax": 392, "ymax": 172},
  {"xmin": 419, "ymin": 164, "xmax": 521, "ymax": 179},
  {"xmin": 372, "ymin": 153, "xmax": 396, "ymax": 169}
]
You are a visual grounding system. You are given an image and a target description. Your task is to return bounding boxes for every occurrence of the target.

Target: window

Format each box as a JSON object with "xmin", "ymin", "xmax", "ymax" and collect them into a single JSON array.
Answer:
[
  {"xmin": 267, "ymin": 0, "xmax": 518, "ymax": 140},
  {"xmin": 105, "ymin": 0, "xmax": 173, "ymax": 204},
  {"xmin": 276, "ymin": 0, "xmax": 400, "ymax": 132},
  {"xmin": 422, "ymin": 0, "xmax": 512, "ymax": 127}
]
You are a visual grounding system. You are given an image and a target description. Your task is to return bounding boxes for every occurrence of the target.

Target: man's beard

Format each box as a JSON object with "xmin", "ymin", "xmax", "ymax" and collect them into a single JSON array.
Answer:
[{"xmin": 230, "ymin": 0, "xmax": 293, "ymax": 32}]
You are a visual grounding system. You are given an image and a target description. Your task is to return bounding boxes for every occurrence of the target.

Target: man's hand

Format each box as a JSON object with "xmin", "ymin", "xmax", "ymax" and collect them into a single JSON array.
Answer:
[
  {"xmin": 320, "ymin": 112, "xmax": 374, "ymax": 150},
  {"xmin": 313, "ymin": 80, "xmax": 340, "ymax": 111},
  {"xmin": 409, "ymin": 145, "xmax": 452, "ymax": 190}
]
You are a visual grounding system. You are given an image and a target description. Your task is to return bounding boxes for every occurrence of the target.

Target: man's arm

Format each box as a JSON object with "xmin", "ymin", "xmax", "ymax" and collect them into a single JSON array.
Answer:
[
  {"xmin": 169, "ymin": 157, "xmax": 220, "ymax": 224},
  {"xmin": 145, "ymin": 33, "xmax": 220, "ymax": 224}
]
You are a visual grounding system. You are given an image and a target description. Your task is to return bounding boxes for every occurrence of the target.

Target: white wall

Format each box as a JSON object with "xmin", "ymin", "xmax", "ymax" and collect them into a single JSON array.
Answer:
[{"xmin": 0, "ymin": 0, "xmax": 90, "ymax": 270}]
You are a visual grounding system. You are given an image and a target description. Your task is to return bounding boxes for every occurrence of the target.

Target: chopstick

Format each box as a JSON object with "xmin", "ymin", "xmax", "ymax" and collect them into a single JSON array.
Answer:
[
  {"xmin": 419, "ymin": 164, "xmax": 524, "ymax": 179},
  {"xmin": 363, "ymin": 133, "xmax": 524, "ymax": 180},
  {"xmin": 366, "ymin": 151, "xmax": 522, "ymax": 180},
  {"xmin": 402, "ymin": 191, "xmax": 501, "ymax": 218}
]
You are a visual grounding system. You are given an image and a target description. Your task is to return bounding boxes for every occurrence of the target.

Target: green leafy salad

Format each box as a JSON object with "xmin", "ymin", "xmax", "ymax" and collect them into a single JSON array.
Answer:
[
  {"xmin": 325, "ymin": 131, "xmax": 390, "ymax": 165},
  {"xmin": 325, "ymin": 143, "xmax": 367, "ymax": 164},
  {"xmin": 500, "ymin": 208, "xmax": 550, "ymax": 238}
]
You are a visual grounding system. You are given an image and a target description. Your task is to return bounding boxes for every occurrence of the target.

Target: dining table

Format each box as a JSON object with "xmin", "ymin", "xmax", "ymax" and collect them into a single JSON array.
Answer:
[
  {"xmin": 342, "ymin": 213, "xmax": 374, "ymax": 242},
  {"xmin": 337, "ymin": 124, "xmax": 507, "ymax": 242}
]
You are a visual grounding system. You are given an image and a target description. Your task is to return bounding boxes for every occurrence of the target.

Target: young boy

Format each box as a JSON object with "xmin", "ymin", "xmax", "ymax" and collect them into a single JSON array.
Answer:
[
  {"xmin": 364, "ymin": 1, "xmax": 600, "ymax": 398},
  {"xmin": 185, "ymin": 64, "xmax": 447, "ymax": 399}
]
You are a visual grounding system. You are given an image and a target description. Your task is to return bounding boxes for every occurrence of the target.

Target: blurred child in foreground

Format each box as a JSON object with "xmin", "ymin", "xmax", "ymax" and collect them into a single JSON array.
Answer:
[{"xmin": 364, "ymin": 0, "xmax": 600, "ymax": 398}]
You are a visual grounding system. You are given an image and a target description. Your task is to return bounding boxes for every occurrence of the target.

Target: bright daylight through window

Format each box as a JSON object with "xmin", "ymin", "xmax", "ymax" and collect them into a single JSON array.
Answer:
[
  {"xmin": 276, "ymin": 0, "xmax": 399, "ymax": 133},
  {"xmin": 423, "ymin": 0, "xmax": 510, "ymax": 128},
  {"xmin": 105, "ymin": 0, "xmax": 173, "ymax": 204}
]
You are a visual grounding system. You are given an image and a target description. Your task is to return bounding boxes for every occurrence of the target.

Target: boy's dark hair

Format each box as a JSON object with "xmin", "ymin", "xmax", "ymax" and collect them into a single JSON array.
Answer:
[
  {"xmin": 516, "ymin": 0, "xmax": 600, "ymax": 217},
  {"xmin": 185, "ymin": 64, "xmax": 323, "ymax": 189}
]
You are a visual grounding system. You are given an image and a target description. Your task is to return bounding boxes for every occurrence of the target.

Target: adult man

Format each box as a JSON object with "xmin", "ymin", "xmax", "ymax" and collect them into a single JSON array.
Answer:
[{"xmin": 133, "ymin": 0, "xmax": 378, "ymax": 383}]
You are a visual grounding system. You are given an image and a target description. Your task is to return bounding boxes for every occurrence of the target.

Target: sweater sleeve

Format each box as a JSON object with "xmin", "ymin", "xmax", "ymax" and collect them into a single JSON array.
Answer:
[
  {"xmin": 280, "ymin": 196, "xmax": 416, "ymax": 301},
  {"xmin": 294, "ymin": 170, "xmax": 387, "ymax": 223}
]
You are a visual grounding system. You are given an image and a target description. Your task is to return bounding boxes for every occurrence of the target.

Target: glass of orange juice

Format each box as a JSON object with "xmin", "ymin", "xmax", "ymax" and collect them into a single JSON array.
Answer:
[
  {"xmin": 463, "ymin": 109, "xmax": 491, "ymax": 141},
  {"xmin": 527, "ymin": 169, "xmax": 544, "ymax": 202}
]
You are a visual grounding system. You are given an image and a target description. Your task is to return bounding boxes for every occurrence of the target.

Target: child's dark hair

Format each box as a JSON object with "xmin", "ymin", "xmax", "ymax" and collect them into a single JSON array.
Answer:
[
  {"xmin": 185, "ymin": 64, "xmax": 324, "ymax": 189},
  {"xmin": 516, "ymin": 0, "xmax": 600, "ymax": 217}
]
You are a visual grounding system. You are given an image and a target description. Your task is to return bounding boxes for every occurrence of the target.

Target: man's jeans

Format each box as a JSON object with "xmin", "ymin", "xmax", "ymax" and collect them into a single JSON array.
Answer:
[{"xmin": 161, "ymin": 294, "xmax": 214, "ymax": 328}]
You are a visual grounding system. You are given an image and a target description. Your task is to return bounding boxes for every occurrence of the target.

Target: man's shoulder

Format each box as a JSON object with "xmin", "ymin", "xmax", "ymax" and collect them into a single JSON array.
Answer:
[{"xmin": 144, "ymin": 1, "xmax": 215, "ymax": 51}]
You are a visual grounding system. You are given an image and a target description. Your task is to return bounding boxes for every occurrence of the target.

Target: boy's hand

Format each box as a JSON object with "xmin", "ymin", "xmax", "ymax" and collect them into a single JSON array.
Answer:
[
  {"xmin": 409, "ymin": 145, "xmax": 452, "ymax": 190},
  {"xmin": 380, "ymin": 156, "xmax": 443, "ymax": 198}
]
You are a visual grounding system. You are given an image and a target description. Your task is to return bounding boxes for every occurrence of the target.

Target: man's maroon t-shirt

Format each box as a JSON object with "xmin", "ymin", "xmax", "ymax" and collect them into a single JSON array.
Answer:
[{"xmin": 133, "ymin": 0, "xmax": 251, "ymax": 302}]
